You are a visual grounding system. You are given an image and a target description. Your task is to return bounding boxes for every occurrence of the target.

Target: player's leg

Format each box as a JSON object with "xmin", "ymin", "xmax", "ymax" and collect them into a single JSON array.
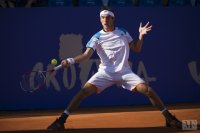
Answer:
[
  {"xmin": 135, "ymin": 83, "xmax": 182, "ymax": 129},
  {"xmin": 135, "ymin": 83, "xmax": 165, "ymax": 110},
  {"xmin": 47, "ymin": 71, "xmax": 114, "ymax": 130},
  {"xmin": 47, "ymin": 83, "xmax": 97, "ymax": 130},
  {"xmin": 67, "ymin": 83, "xmax": 97, "ymax": 113}
]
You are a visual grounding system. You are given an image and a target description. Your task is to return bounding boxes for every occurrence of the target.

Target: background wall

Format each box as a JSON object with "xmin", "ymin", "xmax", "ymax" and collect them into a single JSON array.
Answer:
[{"xmin": 0, "ymin": 7, "xmax": 199, "ymax": 110}]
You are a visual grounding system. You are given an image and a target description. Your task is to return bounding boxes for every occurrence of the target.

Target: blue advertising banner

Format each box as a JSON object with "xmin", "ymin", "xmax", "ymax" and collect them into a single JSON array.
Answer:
[{"xmin": 0, "ymin": 7, "xmax": 199, "ymax": 110}]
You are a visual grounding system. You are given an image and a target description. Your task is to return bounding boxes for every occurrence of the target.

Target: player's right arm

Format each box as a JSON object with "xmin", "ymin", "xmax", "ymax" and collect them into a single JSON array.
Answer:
[
  {"xmin": 74, "ymin": 48, "xmax": 94, "ymax": 63},
  {"xmin": 61, "ymin": 48, "xmax": 94, "ymax": 68}
]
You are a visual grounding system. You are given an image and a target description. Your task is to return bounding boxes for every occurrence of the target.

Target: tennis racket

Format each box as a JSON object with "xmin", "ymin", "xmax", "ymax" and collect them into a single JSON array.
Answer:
[{"xmin": 20, "ymin": 64, "xmax": 62, "ymax": 93}]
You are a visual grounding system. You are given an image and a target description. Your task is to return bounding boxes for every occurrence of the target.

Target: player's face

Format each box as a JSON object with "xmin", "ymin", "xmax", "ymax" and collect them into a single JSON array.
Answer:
[{"xmin": 100, "ymin": 15, "xmax": 115, "ymax": 32}]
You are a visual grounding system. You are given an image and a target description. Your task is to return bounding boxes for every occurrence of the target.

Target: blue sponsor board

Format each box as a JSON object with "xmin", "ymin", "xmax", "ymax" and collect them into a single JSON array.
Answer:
[{"xmin": 0, "ymin": 7, "xmax": 199, "ymax": 110}]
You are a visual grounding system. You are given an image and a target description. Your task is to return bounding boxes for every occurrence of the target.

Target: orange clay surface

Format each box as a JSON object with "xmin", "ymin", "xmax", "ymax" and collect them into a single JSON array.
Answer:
[{"xmin": 0, "ymin": 104, "xmax": 199, "ymax": 133}]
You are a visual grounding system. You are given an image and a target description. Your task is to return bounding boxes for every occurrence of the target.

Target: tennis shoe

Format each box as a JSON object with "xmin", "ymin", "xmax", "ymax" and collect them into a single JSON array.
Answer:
[
  {"xmin": 166, "ymin": 115, "xmax": 182, "ymax": 129},
  {"xmin": 47, "ymin": 118, "xmax": 65, "ymax": 130}
]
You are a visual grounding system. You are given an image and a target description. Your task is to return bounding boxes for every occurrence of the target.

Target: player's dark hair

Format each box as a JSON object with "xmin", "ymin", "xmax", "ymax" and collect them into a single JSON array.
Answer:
[{"xmin": 100, "ymin": 7, "xmax": 112, "ymax": 12}]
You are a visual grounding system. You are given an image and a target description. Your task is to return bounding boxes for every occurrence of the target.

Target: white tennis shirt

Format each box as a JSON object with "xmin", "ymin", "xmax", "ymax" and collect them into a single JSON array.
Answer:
[{"xmin": 86, "ymin": 27, "xmax": 133, "ymax": 73}]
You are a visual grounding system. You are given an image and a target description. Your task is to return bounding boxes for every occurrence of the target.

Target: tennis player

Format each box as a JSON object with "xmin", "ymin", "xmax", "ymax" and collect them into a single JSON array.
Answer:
[{"xmin": 47, "ymin": 7, "xmax": 182, "ymax": 130}]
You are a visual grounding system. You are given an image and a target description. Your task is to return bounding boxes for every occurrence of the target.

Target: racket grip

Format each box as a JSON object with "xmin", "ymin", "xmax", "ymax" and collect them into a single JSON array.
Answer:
[{"xmin": 54, "ymin": 64, "xmax": 62, "ymax": 71}]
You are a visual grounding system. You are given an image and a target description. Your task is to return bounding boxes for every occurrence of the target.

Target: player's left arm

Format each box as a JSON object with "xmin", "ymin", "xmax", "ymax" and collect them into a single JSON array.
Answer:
[{"xmin": 129, "ymin": 22, "xmax": 152, "ymax": 53}]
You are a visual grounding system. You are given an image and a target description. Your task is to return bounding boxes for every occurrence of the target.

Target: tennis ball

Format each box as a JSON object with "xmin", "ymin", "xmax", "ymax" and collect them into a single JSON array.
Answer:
[{"xmin": 51, "ymin": 59, "xmax": 57, "ymax": 65}]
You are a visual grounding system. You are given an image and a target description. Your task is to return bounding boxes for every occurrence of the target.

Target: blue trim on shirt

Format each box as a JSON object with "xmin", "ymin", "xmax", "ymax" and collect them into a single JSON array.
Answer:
[
  {"xmin": 93, "ymin": 32, "xmax": 101, "ymax": 39},
  {"xmin": 86, "ymin": 31, "xmax": 101, "ymax": 48}
]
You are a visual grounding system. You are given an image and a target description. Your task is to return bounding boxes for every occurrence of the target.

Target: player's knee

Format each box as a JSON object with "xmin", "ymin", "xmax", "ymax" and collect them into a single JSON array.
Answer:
[
  {"xmin": 81, "ymin": 83, "xmax": 97, "ymax": 96},
  {"xmin": 135, "ymin": 83, "xmax": 151, "ymax": 96}
]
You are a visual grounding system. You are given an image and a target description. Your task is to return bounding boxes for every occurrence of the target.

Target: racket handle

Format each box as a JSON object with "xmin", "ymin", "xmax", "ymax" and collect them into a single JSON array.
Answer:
[{"xmin": 54, "ymin": 64, "xmax": 62, "ymax": 71}]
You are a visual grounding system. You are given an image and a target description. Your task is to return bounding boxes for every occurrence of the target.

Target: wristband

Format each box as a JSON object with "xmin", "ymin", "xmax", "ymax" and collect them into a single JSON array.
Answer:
[{"xmin": 66, "ymin": 58, "xmax": 75, "ymax": 65}]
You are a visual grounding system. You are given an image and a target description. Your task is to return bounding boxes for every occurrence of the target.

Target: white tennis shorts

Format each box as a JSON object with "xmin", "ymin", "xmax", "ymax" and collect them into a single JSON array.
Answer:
[{"xmin": 87, "ymin": 69, "xmax": 145, "ymax": 93}]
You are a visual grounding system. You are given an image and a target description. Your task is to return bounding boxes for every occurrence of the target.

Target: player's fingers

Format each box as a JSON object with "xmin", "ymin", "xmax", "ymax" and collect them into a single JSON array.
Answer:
[
  {"xmin": 146, "ymin": 26, "xmax": 152, "ymax": 31},
  {"xmin": 146, "ymin": 29, "xmax": 151, "ymax": 32},
  {"xmin": 140, "ymin": 22, "xmax": 142, "ymax": 27},
  {"xmin": 144, "ymin": 21, "xmax": 149, "ymax": 27},
  {"xmin": 147, "ymin": 25, "xmax": 152, "ymax": 29}
]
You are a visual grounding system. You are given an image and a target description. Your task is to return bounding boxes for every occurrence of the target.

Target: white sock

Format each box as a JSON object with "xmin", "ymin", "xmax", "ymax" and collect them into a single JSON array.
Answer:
[
  {"xmin": 63, "ymin": 109, "xmax": 70, "ymax": 115},
  {"xmin": 161, "ymin": 108, "xmax": 168, "ymax": 114}
]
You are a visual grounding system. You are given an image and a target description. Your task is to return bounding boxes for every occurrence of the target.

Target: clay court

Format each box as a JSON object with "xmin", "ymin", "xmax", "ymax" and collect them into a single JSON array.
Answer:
[{"xmin": 0, "ymin": 104, "xmax": 199, "ymax": 133}]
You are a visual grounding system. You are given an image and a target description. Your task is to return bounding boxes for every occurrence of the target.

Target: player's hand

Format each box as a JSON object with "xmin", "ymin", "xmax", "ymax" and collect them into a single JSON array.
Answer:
[
  {"xmin": 61, "ymin": 60, "xmax": 69, "ymax": 68},
  {"xmin": 139, "ymin": 22, "xmax": 152, "ymax": 40}
]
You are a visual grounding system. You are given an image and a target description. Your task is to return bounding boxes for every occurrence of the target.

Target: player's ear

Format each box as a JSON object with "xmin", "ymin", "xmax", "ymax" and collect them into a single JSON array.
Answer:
[{"xmin": 112, "ymin": 17, "xmax": 115, "ymax": 21}]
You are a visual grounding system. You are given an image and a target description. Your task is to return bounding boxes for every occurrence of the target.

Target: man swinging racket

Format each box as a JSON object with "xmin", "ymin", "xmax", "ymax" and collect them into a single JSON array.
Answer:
[{"xmin": 47, "ymin": 7, "xmax": 182, "ymax": 130}]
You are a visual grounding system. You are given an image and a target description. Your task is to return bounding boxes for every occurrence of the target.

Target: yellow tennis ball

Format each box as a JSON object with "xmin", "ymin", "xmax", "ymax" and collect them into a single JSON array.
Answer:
[{"xmin": 51, "ymin": 59, "xmax": 57, "ymax": 65}]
